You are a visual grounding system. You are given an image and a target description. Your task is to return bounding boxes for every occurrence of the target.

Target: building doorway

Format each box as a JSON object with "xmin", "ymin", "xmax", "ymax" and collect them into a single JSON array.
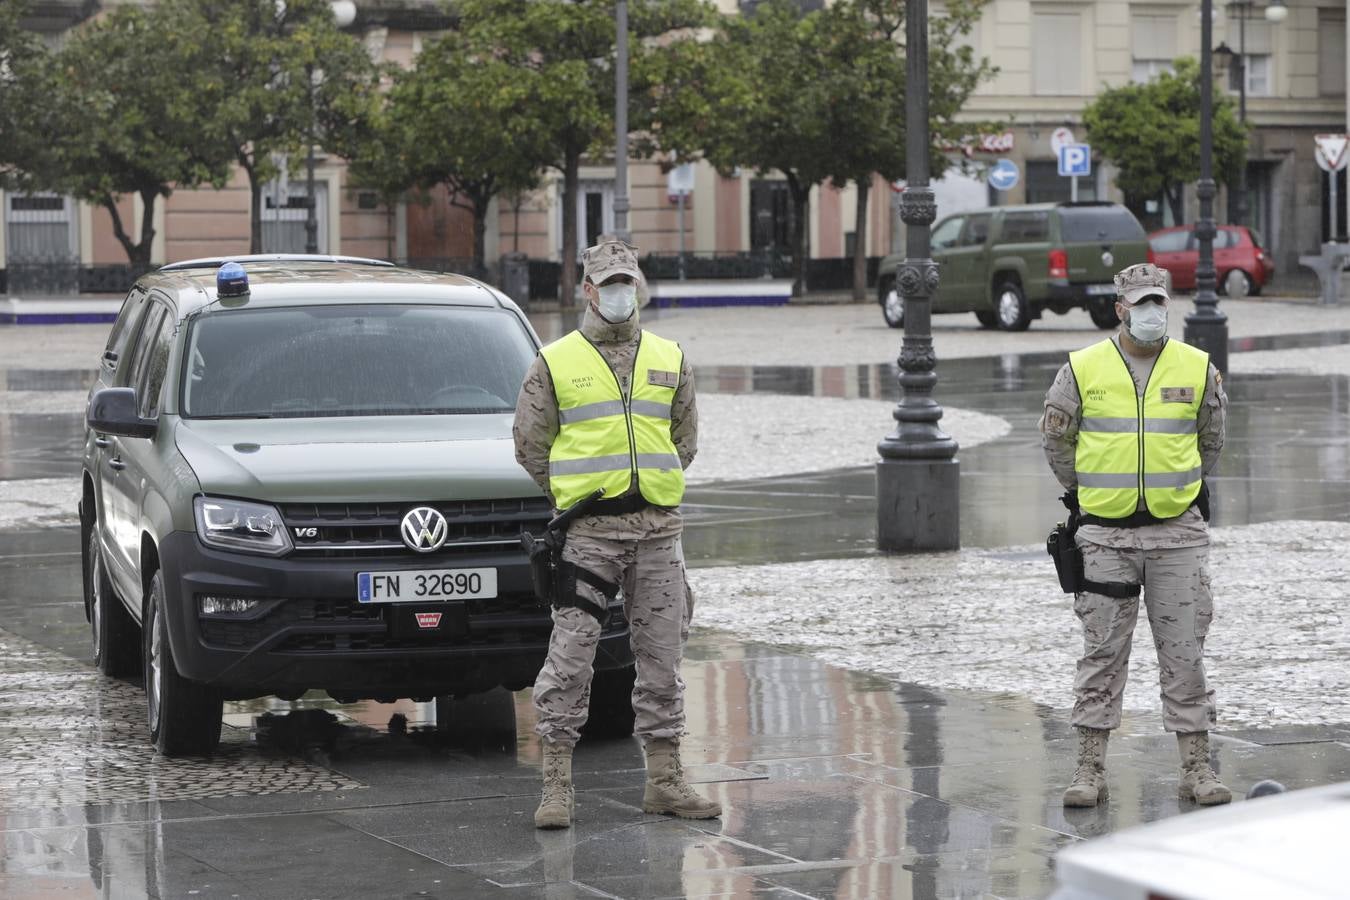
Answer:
[
  {"xmin": 262, "ymin": 180, "xmax": 329, "ymax": 254},
  {"xmin": 4, "ymin": 192, "xmax": 80, "ymax": 294},
  {"xmin": 564, "ymin": 180, "xmax": 614, "ymax": 258},
  {"xmin": 750, "ymin": 180, "xmax": 795, "ymax": 256}
]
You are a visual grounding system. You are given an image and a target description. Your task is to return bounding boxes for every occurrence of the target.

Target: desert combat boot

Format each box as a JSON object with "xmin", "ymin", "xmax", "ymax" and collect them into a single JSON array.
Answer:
[
  {"xmin": 643, "ymin": 738, "xmax": 722, "ymax": 819},
  {"xmin": 534, "ymin": 742, "xmax": 575, "ymax": 829},
  {"xmin": 1062, "ymin": 726, "xmax": 1110, "ymax": 807},
  {"xmin": 1177, "ymin": 732, "xmax": 1232, "ymax": 805}
]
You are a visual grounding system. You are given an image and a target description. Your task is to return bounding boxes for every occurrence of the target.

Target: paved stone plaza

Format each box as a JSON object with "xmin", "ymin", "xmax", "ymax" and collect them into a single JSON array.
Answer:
[{"xmin": 1, "ymin": 296, "xmax": 1349, "ymax": 898}]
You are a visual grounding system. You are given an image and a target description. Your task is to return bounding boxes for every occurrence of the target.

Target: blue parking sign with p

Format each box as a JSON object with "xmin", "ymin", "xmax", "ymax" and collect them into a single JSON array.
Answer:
[{"xmin": 1059, "ymin": 144, "xmax": 1091, "ymax": 177}]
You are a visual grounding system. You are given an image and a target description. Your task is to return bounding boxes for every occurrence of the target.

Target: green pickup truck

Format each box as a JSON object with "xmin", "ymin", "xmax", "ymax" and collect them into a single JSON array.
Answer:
[{"xmin": 878, "ymin": 202, "xmax": 1150, "ymax": 331}]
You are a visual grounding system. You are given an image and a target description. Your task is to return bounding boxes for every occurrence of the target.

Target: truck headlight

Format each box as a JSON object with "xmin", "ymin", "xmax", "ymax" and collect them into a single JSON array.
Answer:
[{"xmin": 194, "ymin": 496, "xmax": 292, "ymax": 556}]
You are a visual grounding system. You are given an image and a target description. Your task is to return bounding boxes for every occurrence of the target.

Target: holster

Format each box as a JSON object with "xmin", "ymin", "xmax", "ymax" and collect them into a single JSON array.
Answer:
[
  {"xmin": 520, "ymin": 530, "xmax": 556, "ymax": 604},
  {"xmin": 519, "ymin": 527, "xmax": 620, "ymax": 625},
  {"xmin": 1047, "ymin": 490, "xmax": 1141, "ymax": 599}
]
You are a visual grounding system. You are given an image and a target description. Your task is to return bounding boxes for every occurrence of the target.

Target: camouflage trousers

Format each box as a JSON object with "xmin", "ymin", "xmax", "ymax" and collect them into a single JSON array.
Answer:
[
  {"xmin": 1071, "ymin": 538, "xmax": 1216, "ymax": 733},
  {"xmin": 533, "ymin": 531, "xmax": 693, "ymax": 748}
]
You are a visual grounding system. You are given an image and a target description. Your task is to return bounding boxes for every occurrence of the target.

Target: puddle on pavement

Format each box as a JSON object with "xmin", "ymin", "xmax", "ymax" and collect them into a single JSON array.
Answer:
[
  {"xmin": 684, "ymin": 358, "xmax": 1350, "ymax": 562},
  {"xmin": 3, "ymin": 621, "xmax": 1348, "ymax": 899}
]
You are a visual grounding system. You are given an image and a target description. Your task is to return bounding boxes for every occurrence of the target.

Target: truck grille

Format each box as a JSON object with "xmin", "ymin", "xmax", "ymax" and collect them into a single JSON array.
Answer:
[
  {"xmin": 280, "ymin": 497, "xmax": 552, "ymax": 558},
  {"xmin": 198, "ymin": 594, "xmax": 628, "ymax": 653}
]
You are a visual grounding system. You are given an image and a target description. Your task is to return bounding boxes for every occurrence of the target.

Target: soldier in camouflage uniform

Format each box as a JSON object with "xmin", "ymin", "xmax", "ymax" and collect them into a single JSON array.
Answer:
[
  {"xmin": 1040, "ymin": 262, "xmax": 1232, "ymax": 808},
  {"xmin": 513, "ymin": 237, "xmax": 720, "ymax": 829}
]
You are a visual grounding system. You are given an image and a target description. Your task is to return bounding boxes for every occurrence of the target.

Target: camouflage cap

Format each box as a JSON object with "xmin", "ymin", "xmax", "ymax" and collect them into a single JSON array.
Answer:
[
  {"xmin": 1114, "ymin": 262, "xmax": 1171, "ymax": 305},
  {"xmin": 582, "ymin": 237, "xmax": 642, "ymax": 285}
]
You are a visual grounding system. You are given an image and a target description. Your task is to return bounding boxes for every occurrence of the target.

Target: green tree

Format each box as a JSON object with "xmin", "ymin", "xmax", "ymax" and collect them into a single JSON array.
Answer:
[
  {"xmin": 451, "ymin": 0, "xmax": 711, "ymax": 303},
  {"xmin": 647, "ymin": 0, "xmax": 991, "ymax": 297},
  {"xmin": 828, "ymin": 0, "xmax": 992, "ymax": 300},
  {"xmin": 1084, "ymin": 57, "xmax": 1246, "ymax": 225},
  {"xmin": 162, "ymin": 0, "xmax": 380, "ymax": 253},
  {"xmin": 348, "ymin": 31, "xmax": 545, "ymax": 274},
  {"xmin": 0, "ymin": 1, "xmax": 57, "ymax": 192},
  {"xmin": 41, "ymin": 6, "xmax": 235, "ymax": 269}
]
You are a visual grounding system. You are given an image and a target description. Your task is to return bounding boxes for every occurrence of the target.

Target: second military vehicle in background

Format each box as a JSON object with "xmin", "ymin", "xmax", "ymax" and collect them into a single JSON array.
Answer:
[{"xmin": 877, "ymin": 202, "xmax": 1151, "ymax": 332}]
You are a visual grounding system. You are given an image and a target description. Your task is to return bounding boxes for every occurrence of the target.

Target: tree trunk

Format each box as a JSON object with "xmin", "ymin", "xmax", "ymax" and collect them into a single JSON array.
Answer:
[
  {"xmin": 472, "ymin": 194, "xmax": 490, "ymax": 280},
  {"xmin": 785, "ymin": 172, "xmax": 809, "ymax": 298},
  {"xmin": 1165, "ymin": 183, "xmax": 1185, "ymax": 225},
  {"xmin": 138, "ymin": 188, "xmax": 159, "ymax": 269},
  {"xmin": 102, "ymin": 191, "xmax": 156, "ymax": 271},
  {"xmin": 244, "ymin": 161, "xmax": 263, "ymax": 254},
  {"xmin": 852, "ymin": 178, "xmax": 870, "ymax": 302},
  {"xmin": 560, "ymin": 147, "xmax": 580, "ymax": 306}
]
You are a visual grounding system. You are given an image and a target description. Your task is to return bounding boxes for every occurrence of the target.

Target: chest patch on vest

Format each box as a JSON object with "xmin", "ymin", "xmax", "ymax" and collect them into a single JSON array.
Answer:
[
  {"xmin": 1160, "ymin": 386, "xmax": 1195, "ymax": 404},
  {"xmin": 648, "ymin": 369, "xmax": 678, "ymax": 388}
]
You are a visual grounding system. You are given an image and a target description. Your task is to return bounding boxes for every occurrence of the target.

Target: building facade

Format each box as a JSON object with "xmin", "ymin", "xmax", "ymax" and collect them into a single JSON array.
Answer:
[{"xmin": 2, "ymin": 0, "xmax": 1345, "ymax": 292}]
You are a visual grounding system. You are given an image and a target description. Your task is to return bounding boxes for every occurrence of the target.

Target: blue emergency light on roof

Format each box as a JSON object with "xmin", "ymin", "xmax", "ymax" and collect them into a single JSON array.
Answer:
[{"xmin": 216, "ymin": 261, "xmax": 249, "ymax": 298}]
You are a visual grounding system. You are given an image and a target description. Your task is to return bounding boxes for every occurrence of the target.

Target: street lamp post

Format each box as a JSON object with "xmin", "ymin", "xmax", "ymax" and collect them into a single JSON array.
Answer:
[
  {"xmin": 1185, "ymin": 0, "xmax": 1229, "ymax": 374},
  {"xmin": 302, "ymin": 1, "xmax": 358, "ymax": 256},
  {"xmin": 875, "ymin": 0, "xmax": 960, "ymax": 552},
  {"xmin": 1217, "ymin": 0, "xmax": 1286, "ymax": 229},
  {"xmin": 304, "ymin": 62, "xmax": 319, "ymax": 254},
  {"xmin": 613, "ymin": 0, "xmax": 631, "ymax": 242}
]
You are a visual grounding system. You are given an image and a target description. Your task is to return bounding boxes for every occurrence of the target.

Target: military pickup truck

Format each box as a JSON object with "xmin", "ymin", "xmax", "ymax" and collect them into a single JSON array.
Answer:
[{"xmin": 878, "ymin": 202, "xmax": 1151, "ymax": 331}]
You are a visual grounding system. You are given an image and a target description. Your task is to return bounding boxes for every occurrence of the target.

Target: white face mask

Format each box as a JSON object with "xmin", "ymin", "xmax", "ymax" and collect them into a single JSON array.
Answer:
[
  {"xmin": 1125, "ymin": 302, "xmax": 1167, "ymax": 343},
  {"xmin": 596, "ymin": 282, "xmax": 637, "ymax": 323}
]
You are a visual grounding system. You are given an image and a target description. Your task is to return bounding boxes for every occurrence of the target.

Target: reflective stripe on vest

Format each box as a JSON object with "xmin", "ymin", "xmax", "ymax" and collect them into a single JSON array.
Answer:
[
  {"xmin": 1069, "ymin": 338, "xmax": 1209, "ymax": 520},
  {"xmin": 540, "ymin": 330, "xmax": 686, "ymax": 511}
]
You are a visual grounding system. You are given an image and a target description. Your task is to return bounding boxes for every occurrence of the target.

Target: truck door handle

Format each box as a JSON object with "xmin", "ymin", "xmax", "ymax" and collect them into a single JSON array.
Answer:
[
  {"xmin": 108, "ymin": 457, "xmax": 127, "ymax": 471},
  {"xmin": 94, "ymin": 437, "xmax": 111, "ymax": 449}
]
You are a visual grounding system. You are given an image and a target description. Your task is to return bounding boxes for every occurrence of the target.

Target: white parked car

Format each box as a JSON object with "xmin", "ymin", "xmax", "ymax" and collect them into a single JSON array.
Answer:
[{"xmin": 1050, "ymin": 781, "xmax": 1347, "ymax": 900}]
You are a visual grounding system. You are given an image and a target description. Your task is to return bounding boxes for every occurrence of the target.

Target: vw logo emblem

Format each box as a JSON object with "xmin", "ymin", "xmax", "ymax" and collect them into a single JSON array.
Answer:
[
  {"xmin": 400, "ymin": 507, "xmax": 448, "ymax": 553},
  {"xmin": 1101, "ymin": 250, "xmax": 1114, "ymax": 268}
]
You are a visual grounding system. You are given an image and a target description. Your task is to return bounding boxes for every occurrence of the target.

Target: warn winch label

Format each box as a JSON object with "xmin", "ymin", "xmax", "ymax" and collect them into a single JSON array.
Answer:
[{"xmin": 414, "ymin": 612, "xmax": 443, "ymax": 629}]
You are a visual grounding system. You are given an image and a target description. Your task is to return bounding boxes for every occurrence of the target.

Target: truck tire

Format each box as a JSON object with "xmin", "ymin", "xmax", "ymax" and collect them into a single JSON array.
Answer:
[
  {"xmin": 1088, "ymin": 298, "xmax": 1120, "ymax": 329},
  {"xmin": 144, "ymin": 570, "xmax": 223, "ymax": 756},
  {"xmin": 581, "ymin": 664, "xmax": 637, "ymax": 739},
  {"xmin": 995, "ymin": 280, "xmax": 1031, "ymax": 331},
  {"xmin": 974, "ymin": 309, "xmax": 997, "ymax": 329},
  {"xmin": 87, "ymin": 525, "xmax": 141, "ymax": 678},
  {"xmin": 879, "ymin": 277, "xmax": 904, "ymax": 328}
]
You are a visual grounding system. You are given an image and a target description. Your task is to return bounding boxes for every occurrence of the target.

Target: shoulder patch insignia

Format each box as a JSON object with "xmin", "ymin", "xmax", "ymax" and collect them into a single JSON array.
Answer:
[{"xmin": 648, "ymin": 369, "xmax": 678, "ymax": 388}]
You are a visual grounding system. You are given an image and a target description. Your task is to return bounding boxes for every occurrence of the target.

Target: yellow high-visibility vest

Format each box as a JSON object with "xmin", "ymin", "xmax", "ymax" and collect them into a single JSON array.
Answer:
[
  {"xmin": 540, "ymin": 330, "xmax": 685, "ymax": 510},
  {"xmin": 1069, "ymin": 337, "xmax": 1209, "ymax": 520}
]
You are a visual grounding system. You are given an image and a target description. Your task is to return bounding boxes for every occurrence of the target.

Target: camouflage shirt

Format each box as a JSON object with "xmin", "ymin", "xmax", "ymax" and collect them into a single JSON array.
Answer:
[
  {"xmin": 513, "ymin": 305, "xmax": 697, "ymax": 540},
  {"xmin": 1039, "ymin": 334, "xmax": 1226, "ymax": 550}
]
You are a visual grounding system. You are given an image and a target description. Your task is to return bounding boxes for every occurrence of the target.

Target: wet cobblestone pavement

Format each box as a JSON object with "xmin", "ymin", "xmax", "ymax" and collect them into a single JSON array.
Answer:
[
  {"xmin": 2, "ymin": 311, "xmax": 1350, "ymax": 898},
  {"xmin": 0, "ymin": 628, "xmax": 363, "ymax": 811}
]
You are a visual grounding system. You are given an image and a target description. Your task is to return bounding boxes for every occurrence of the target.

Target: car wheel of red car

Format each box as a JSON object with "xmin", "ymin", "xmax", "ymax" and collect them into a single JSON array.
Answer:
[{"xmin": 1221, "ymin": 269, "xmax": 1254, "ymax": 299}]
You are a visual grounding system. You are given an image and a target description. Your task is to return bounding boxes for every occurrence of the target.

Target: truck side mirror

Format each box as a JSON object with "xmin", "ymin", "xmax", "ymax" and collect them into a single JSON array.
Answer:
[{"xmin": 88, "ymin": 387, "xmax": 157, "ymax": 439}]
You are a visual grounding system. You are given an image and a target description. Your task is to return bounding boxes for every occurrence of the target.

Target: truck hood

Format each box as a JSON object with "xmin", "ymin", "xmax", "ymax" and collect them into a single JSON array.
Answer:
[{"xmin": 174, "ymin": 415, "xmax": 543, "ymax": 503}]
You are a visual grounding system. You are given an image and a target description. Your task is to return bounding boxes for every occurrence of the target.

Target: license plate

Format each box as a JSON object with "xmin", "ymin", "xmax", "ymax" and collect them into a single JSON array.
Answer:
[
  {"xmin": 357, "ymin": 568, "xmax": 497, "ymax": 603},
  {"xmin": 1086, "ymin": 284, "xmax": 1116, "ymax": 296}
]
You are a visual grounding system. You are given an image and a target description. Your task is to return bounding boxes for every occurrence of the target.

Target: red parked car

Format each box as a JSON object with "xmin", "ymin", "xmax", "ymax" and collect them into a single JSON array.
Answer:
[{"xmin": 1148, "ymin": 224, "xmax": 1275, "ymax": 296}]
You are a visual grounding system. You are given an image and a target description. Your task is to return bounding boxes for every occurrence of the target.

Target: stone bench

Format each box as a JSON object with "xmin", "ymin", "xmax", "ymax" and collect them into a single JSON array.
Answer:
[
  {"xmin": 647, "ymin": 279, "xmax": 794, "ymax": 309},
  {"xmin": 1297, "ymin": 242, "xmax": 1350, "ymax": 305}
]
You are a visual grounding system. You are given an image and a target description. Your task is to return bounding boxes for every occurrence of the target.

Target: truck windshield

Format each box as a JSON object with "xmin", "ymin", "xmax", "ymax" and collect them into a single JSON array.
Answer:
[
  {"xmin": 1059, "ymin": 207, "xmax": 1146, "ymax": 243},
  {"xmin": 182, "ymin": 305, "xmax": 536, "ymax": 418}
]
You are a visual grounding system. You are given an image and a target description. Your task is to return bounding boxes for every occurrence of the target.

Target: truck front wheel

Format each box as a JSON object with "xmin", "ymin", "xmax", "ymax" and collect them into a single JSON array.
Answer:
[
  {"xmin": 1088, "ymin": 298, "xmax": 1120, "ymax": 329},
  {"xmin": 995, "ymin": 281, "xmax": 1031, "ymax": 331}
]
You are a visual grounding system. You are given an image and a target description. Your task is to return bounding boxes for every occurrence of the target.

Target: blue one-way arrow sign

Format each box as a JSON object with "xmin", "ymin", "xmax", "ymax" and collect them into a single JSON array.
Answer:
[
  {"xmin": 1059, "ymin": 144, "xmax": 1091, "ymax": 177},
  {"xmin": 987, "ymin": 159, "xmax": 1019, "ymax": 191}
]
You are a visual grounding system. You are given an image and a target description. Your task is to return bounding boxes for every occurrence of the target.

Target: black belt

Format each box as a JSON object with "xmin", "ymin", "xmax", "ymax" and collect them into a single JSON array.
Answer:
[
  {"xmin": 584, "ymin": 494, "xmax": 653, "ymax": 517},
  {"xmin": 1079, "ymin": 482, "xmax": 1210, "ymax": 528}
]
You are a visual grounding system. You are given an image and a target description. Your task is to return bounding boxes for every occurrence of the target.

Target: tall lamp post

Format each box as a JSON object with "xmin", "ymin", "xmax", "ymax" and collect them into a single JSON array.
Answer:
[
  {"xmin": 1184, "ymin": 0, "xmax": 1229, "ymax": 374},
  {"xmin": 876, "ymin": 0, "xmax": 960, "ymax": 552},
  {"xmin": 1214, "ymin": 0, "xmax": 1287, "ymax": 228},
  {"xmin": 613, "ymin": 0, "xmax": 631, "ymax": 242},
  {"xmin": 303, "ymin": 0, "xmax": 358, "ymax": 255}
]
